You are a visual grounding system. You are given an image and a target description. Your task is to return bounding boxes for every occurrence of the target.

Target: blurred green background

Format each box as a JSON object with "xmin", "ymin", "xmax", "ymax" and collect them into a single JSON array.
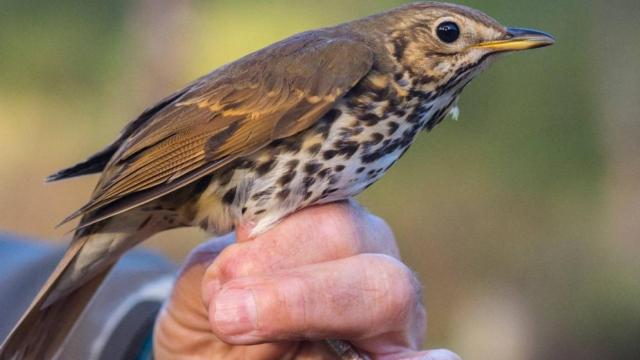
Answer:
[{"xmin": 1, "ymin": 0, "xmax": 638, "ymax": 359}]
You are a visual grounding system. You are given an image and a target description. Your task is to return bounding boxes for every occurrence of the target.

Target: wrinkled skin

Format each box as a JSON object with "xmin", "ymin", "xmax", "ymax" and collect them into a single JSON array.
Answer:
[{"xmin": 154, "ymin": 201, "xmax": 461, "ymax": 360}]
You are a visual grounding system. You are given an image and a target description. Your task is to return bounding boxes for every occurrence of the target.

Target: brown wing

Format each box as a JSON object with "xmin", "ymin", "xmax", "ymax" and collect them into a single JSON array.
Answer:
[
  {"xmin": 61, "ymin": 33, "xmax": 374, "ymax": 227},
  {"xmin": 46, "ymin": 89, "xmax": 190, "ymax": 182}
]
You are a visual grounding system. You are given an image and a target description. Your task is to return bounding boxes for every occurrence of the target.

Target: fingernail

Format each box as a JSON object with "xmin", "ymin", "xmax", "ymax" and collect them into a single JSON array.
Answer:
[{"xmin": 214, "ymin": 288, "xmax": 257, "ymax": 335}]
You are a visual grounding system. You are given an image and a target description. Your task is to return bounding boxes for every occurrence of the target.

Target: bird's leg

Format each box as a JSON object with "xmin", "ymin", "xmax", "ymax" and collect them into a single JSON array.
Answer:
[{"xmin": 326, "ymin": 339, "xmax": 365, "ymax": 360}]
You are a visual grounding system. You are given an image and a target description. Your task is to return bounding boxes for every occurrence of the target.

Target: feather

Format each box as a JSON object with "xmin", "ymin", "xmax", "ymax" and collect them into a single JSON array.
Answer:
[
  {"xmin": 46, "ymin": 89, "xmax": 190, "ymax": 183},
  {"xmin": 58, "ymin": 34, "xmax": 373, "ymax": 227},
  {"xmin": 2, "ymin": 30, "xmax": 375, "ymax": 359},
  {"xmin": 0, "ymin": 210, "xmax": 174, "ymax": 359}
]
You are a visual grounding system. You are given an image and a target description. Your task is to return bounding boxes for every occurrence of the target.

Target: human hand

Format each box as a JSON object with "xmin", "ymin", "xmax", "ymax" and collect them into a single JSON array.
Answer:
[{"xmin": 153, "ymin": 201, "xmax": 460, "ymax": 360}]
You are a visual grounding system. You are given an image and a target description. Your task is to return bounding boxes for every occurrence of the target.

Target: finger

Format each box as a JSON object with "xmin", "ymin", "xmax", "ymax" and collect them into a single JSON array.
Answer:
[
  {"xmin": 208, "ymin": 202, "xmax": 398, "ymax": 290},
  {"xmin": 154, "ymin": 238, "xmax": 227, "ymax": 358},
  {"xmin": 156, "ymin": 235, "xmax": 301, "ymax": 360},
  {"xmin": 171, "ymin": 233, "xmax": 237, "ymax": 325},
  {"xmin": 237, "ymin": 201, "xmax": 398, "ymax": 257},
  {"xmin": 208, "ymin": 254, "xmax": 424, "ymax": 347}
]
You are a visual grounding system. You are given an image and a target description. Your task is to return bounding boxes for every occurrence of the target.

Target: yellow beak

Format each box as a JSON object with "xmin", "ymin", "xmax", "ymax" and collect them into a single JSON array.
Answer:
[{"xmin": 474, "ymin": 27, "xmax": 555, "ymax": 52}]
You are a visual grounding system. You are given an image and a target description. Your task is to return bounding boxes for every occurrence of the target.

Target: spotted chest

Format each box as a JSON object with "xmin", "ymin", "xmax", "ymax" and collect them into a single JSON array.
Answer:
[{"xmin": 192, "ymin": 73, "xmax": 459, "ymax": 235}]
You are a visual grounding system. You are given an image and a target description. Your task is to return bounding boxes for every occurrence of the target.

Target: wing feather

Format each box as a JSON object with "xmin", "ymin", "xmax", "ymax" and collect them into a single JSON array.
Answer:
[{"xmin": 62, "ymin": 33, "xmax": 373, "ymax": 226}]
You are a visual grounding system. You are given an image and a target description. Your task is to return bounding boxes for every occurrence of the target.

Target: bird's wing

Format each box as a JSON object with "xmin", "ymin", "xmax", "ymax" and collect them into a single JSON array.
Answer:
[
  {"xmin": 46, "ymin": 89, "xmax": 190, "ymax": 182},
  {"xmin": 61, "ymin": 34, "xmax": 374, "ymax": 227}
]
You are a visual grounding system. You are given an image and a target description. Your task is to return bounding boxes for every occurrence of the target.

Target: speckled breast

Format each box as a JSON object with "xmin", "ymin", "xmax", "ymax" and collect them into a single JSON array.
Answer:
[{"xmin": 193, "ymin": 74, "xmax": 459, "ymax": 234}]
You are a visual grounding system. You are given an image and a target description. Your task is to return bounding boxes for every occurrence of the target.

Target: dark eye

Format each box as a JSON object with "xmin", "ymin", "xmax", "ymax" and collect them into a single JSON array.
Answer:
[{"xmin": 436, "ymin": 21, "xmax": 460, "ymax": 43}]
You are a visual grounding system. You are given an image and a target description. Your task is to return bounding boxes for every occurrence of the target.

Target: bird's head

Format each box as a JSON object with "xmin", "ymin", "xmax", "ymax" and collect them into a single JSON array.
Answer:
[{"xmin": 361, "ymin": 2, "xmax": 555, "ymax": 92}]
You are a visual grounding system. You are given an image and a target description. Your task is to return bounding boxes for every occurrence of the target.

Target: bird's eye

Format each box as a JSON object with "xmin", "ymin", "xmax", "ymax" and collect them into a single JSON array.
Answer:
[{"xmin": 436, "ymin": 21, "xmax": 460, "ymax": 43}]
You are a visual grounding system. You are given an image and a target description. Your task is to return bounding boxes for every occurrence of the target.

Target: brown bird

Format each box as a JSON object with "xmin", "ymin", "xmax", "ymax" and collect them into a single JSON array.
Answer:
[{"xmin": 0, "ymin": 2, "xmax": 554, "ymax": 359}]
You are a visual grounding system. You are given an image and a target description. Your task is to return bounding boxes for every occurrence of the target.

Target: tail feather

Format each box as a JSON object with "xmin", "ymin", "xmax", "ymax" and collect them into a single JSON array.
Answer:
[
  {"xmin": 0, "ymin": 210, "xmax": 169, "ymax": 359},
  {"xmin": 0, "ymin": 266, "xmax": 113, "ymax": 360}
]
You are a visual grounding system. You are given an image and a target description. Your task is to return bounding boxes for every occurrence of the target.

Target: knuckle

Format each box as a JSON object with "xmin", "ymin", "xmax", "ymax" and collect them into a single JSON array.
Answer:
[
  {"xmin": 254, "ymin": 274, "xmax": 310, "ymax": 337},
  {"xmin": 325, "ymin": 203, "xmax": 397, "ymax": 257},
  {"xmin": 285, "ymin": 275, "xmax": 312, "ymax": 333},
  {"xmin": 369, "ymin": 254, "xmax": 422, "ymax": 319},
  {"xmin": 316, "ymin": 204, "xmax": 365, "ymax": 256},
  {"xmin": 392, "ymin": 263, "xmax": 421, "ymax": 309},
  {"xmin": 214, "ymin": 243, "xmax": 255, "ymax": 281}
]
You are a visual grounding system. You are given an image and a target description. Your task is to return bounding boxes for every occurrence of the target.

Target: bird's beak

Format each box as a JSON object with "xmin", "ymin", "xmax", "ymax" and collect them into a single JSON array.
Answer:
[{"xmin": 473, "ymin": 27, "xmax": 555, "ymax": 53}]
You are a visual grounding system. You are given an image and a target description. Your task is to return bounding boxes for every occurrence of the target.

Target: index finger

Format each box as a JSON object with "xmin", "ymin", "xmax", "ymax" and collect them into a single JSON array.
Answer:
[{"xmin": 211, "ymin": 201, "xmax": 399, "ymax": 286}]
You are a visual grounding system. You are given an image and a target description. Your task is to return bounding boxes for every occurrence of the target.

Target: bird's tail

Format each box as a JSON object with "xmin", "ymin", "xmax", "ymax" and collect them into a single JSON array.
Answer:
[{"xmin": 0, "ymin": 211, "xmax": 165, "ymax": 360}]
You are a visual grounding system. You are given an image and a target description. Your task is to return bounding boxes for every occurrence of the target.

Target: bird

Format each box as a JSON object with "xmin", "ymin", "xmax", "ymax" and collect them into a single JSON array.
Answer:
[{"xmin": 0, "ymin": 2, "xmax": 554, "ymax": 359}]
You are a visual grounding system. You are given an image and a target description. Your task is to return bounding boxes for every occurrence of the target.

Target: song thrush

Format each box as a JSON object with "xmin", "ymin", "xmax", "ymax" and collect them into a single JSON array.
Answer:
[{"xmin": 1, "ymin": 2, "xmax": 554, "ymax": 359}]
